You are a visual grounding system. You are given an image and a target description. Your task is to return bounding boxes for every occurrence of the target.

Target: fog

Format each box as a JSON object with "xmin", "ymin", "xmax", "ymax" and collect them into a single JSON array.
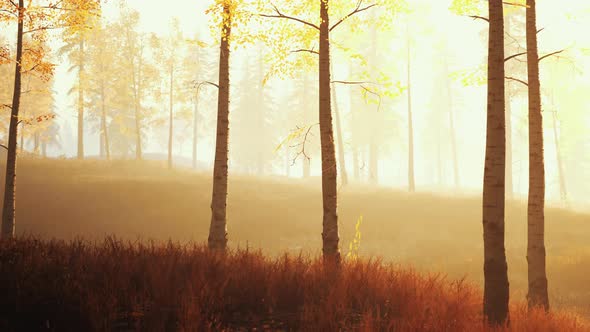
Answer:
[{"xmin": 1, "ymin": 0, "xmax": 590, "ymax": 326}]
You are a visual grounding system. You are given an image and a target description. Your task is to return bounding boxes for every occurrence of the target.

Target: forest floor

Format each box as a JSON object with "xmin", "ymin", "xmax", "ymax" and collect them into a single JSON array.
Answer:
[{"xmin": 1, "ymin": 158, "xmax": 589, "ymax": 329}]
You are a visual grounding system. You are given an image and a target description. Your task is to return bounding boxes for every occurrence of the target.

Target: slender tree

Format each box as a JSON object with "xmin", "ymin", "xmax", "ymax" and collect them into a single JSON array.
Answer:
[
  {"xmin": 482, "ymin": 0, "xmax": 510, "ymax": 325},
  {"xmin": 525, "ymin": 0, "xmax": 549, "ymax": 311},
  {"xmin": 1, "ymin": 0, "xmax": 96, "ymax": 237},
  {"xmin": 331, "ymin": 65, "xmax": 348, "ymax": 186},
  {"xmin": 551, "ymin": 110, "xmax": 567, "ymax": 202},
  {"xmin": 208, "ymin": 0, "xmax": 233, "ymax": 251},
  {"xmin": 1, "ymin": 0, "xmax": 24, "ymax": 238},
  {"xmin": 406, "ymin": 27, "xmax": 415, "ymax": 192},
  {"xmin": 443, "ymin": 55, "xmax": 460, "ymax": 188},
  {"xmin": 260, "ymin": 0, "xmax": 389, "ymax": 262}
]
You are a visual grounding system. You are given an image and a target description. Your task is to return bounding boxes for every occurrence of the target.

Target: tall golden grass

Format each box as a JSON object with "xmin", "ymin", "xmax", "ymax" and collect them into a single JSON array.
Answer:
[{"xmin": 0, "ymin": 237, "xmax": 587, "ymax": 331}]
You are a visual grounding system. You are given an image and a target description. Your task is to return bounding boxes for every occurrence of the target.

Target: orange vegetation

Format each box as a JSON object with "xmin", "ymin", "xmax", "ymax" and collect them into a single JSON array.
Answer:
[{"xmin": 0, "ymin": 237, "xmax": 587, "ymax": 331}]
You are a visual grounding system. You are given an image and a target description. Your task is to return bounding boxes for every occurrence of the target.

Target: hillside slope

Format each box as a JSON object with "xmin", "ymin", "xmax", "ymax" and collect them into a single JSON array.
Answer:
[{"xmin": 4, "ymin": 158, "xmax": 590, "ymax": 317}]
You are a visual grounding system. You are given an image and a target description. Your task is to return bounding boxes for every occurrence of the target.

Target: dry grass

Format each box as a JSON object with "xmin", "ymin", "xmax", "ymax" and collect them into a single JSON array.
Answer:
[
  {"xmin": 0, "ymin": 237, "xmax": 587, "ymax": 331},
  {"xmin": 2, "ymin": 158, "xmax": 589, "ymax": 327}
]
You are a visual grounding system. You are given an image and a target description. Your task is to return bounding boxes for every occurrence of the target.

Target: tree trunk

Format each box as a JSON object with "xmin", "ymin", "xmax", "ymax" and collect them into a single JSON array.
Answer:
[
  {"xmin": 1, "ymin": 0, "xmax": 24, "ymax": 238},
  {"xmin": 437, "ymin": 116, "xmax": 443, "ymax": 186},
  {"xmin": 192, "ymin": 90, "xmax": 198, "ymax": 169},
  {"xmin": 552, "ymin": 111, "xmax": 567, "ymax": 202},
  {"xmin": 348, "ymin": 66, "xmax": 360, "ymax": 182},
  {"xmin": 444, "ymin": 57, "xmax": 460, "ymax": 188},
  {"xmin": 505, "ymin": 13, "xmax": 514, "ymax": 199},
  {"xmin": 369, "ymin": 138, "xmax": 378, "ymax": 185},
  {"xmin": 331, "ymin": 76, "xmax": 348, "ymax": 186},
  {"xmin": 132, "ymin": 46, "xmax": 143, "ymax": 160},
  {"xmin": 407, "ymin": 31, "xmax": 415, "ymax": 192},
  {"xmin": 168, "ymin": 62, "xmax": 174, "ymax": 169},
  {"xmin": 100, "ymin": 82, "xmax": 110, "ymax": 161},
  {"xmin": 482, "ymin": 0, "xmax": 510, "ymax": 325},
  {"xmin": 302, "ymin": 73, "xmax": 311, "ymax": 178},
  {"xmin": 41, "ymin": 141, "xmax": 47, "ymax": 158},
  {"xmin": 352, "ymin": 146, "xmax": 359, "ymax": 181},
  {"xmin": 33, "ymin": 133, "xmax": 38, "ymax": 154},
  {"xmin": 526, "ymin": 0, "xmax": 549, "ymax": 311},
  {"xmin": 77, "ymin": 38, "xmax": 85, "ymax": 160},
  {"xmin": 506, "ymin": 96, "xmax": 514, "ymax": 199},
  {"xmin": 319, "ymin": 0, "xmax": 340, "ymax": 263},
  {"xmin": 256, "ymin": 51, "xmax": 265, "ymax": 176},
  {"xmin": 99, "ymin": 131, "xmax": 104, "ymax": 158},
  {"xmin": 208, "ymin": 3, "xmax": 232, "ymax": 252},
  {"xmin": 19, "ymin": 117, "xmax": 24, "ymax": 153},
  {"xmin": 284, "ymin": 147, "xmax": 290, "ymax": 177}
]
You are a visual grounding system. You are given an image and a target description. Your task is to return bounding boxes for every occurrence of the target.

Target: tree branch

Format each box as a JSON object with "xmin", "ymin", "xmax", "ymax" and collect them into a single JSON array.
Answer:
[
  {"xmin": 468, "ymin": 15, "xmax": 489, "ymax": 22},
  {"xmin": 539, "ymin": 49, "xmax": 565, "ymax": 62},
  {"xmin": 330, "ymin": 0, "xmax": 378, "ymax": 32},
  {"xmin": 332, "ymin": 80, "xmax": 379, "ymax": 85},
  {"xmin": 0, "ymin": 9, "xmax": 18, "ymax": 18},
  {"xmin": 333, "ymin": 81, "xmax": 383, "ymax": 111},
  {"xmin": 193, "ymin": 81, "xmax": 219, "ymax": 89},
  {"xmin": 290, "ymin": 124, "xmax": 319, "ymax": 165},
  {"xmin": 503, "ymin": 1, "xmax": 529, "ymax": 7},
  {"xmin": 505, "ymin": 52, "xmax": 527, "ymax": 63},
  {"xmin": 291, "ymin": 49, "xmax": 319, "ymax": 55},
  {"xmin": 23, "ymin": 25, "xmax": 69, "ymax": 35},
  {"xmin": 506, "ymin": 76, "xmax": 528, "ymax": 86},
  {"xmin": 260, "ymin": 3, "xmax": 319, "ymax": 30}
]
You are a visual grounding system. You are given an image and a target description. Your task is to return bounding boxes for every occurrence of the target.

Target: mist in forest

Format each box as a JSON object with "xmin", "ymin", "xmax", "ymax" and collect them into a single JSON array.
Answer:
[
  {"xmin": 1, "ymin": 0, "xmax": 586, "ymax": 207},
  {"xmin": 1, "ymin": 0, "xmax": 590, "ymax": 329}
]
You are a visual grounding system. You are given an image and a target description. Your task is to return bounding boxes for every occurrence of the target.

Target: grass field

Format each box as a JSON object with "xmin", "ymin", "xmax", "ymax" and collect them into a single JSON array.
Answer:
[{"xmin": 3, "ymin": 158, "xmax": 590, "ymax": 324}]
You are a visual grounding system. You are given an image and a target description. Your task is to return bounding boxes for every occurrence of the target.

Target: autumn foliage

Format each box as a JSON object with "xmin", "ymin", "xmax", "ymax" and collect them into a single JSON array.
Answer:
[{"xmin": 0, "ymin": 237, "xmax": 586, "ymax": 331}]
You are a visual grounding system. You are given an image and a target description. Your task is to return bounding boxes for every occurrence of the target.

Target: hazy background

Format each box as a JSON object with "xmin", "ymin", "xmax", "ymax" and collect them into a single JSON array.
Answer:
[{"xmin": 2, "ymin": 0, "xmax": 590, "ymax": 206}]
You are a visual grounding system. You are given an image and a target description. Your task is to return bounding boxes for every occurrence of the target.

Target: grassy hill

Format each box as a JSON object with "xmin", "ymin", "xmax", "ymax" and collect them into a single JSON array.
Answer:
[{"xmin": 4, "ymin": 158, "xmax": 590, "ymax": 319}]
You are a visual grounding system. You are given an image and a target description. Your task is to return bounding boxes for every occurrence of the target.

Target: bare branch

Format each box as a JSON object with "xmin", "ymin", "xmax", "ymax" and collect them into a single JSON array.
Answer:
[
  {"xmin": 0, "ymin": 144, "xmax": 7, "ymax": 151},
  {"xmin": 290, "ymin": 124, "xmax": 319, "ymax": 166},
  {"xmin": 330, "ymin": 0, "xmax": 378, "ymax": 32},
  {"xmin": 537, "ymin": 27, "xmax": 545, "ymax": 34},
  {"xmin": 193, "ymin": 81, "xmax": 219, "ymax": 89},
  {"xmin": 332, "ymin": 80, "xmax": 383, "ymax": 111},
  {"xmin": 291, "ymin": 49, "xmax": 319, "ymax": 55},
  {"xmin": 468, "ymin": 15, "xmax": 489, "ymax": 22},
  {"xmin": 503, "ymin": 1, "xmax": 529, "ymax": 7},
  {"xmin": 260, "ymin": 3, "xmax": 319, "ymax": 30},
  {"xmin": 539, "ymin": 49, "xmax": 565, "ymax": 62},
  {"xmin": 0, "ymin": 9, "xmax": 18, "ymax": 18},
  {"xmin": 332, "ymin": 80, "xmax": 379, "ymax": 85},
  {"xmin": 24, "ymin": 25, "xmax": 69, "ymax": 35},
  {"xmin": 1, "ymin": 104, "xmax": 12, "ymax": 111},
  {"xmin": 505, "ymin": 52, "xmax": 527, "ymax": 63},
  {"xmin": 506, "ymin": 76, "xmax": 528, "ymax": 86}
]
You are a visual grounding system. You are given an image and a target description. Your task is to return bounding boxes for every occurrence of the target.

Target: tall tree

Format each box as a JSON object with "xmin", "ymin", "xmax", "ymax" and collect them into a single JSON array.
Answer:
[
  {"xmin": 330, "ymin": 66, "xmax": 348, "ymax": 186},
  {"xmin": 525, "ymin": 0, "xmax": 549, "ymax": 310},
  {"xmin": 149, "ymin": 20, "xmax": 186, "ymax": 169},
  {"xmin": 208, "ymin": 0, "xmax": 233, "ymax": 251},
  {"xmin": 86, "ymin": 21, "xmax": 116, "ymax": 161},
  {"xmin": 482, "ymin": 0, "xmax": 510, "ymax": 325},
  {"xmin": 2, "ymin": 0, "xmax": 25, "ymax": 238},
  {"xmin": 116, "ymin": 5, "xmax": 151, "ymax": 160},
  {"xmin": 60, "ymin": 8, "xmax": 95, "ymax": 159},
  {"xmin": 0, "ymin": 0, "xmax": 97, "ymax": 238},
  {"xmin": 260, "ymin": 0, "xmax": 393, "ymax": 263},
  {"xmin": 406, "ymin": 25, "xmax": 415, "ymax": 192}
]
